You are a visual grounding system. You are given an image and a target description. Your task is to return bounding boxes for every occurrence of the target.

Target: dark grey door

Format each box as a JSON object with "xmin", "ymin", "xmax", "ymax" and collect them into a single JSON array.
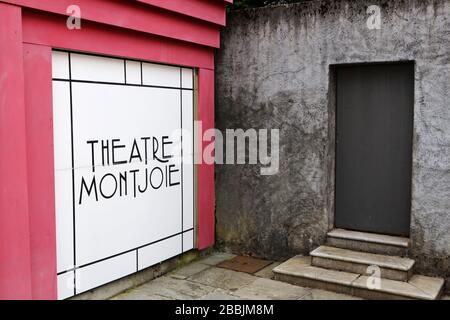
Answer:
[{"xmin": 335, "ymin": 63, "xmax": 414, "ymax": 236}]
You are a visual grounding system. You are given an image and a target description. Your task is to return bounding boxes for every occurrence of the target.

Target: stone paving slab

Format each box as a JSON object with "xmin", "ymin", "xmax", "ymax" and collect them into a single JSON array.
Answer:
[
  {"xmin": 110, "ymin": 252, "xmax": 450, "ymax": 300},
  {"xmin": 254, "ymin": 262, "xmax": 281, "ymax": 279},
  {"xmin": 233, "ymin": 278, "xmax": 310, "ymax": 300},
  {"xmin": 188, "ymin": 267, "xmax": 257, "ymax": 291},
  {"xmin": 116, "ymin": 276, "xmax": 216, "ymax": 300},
  {"xmin": 197, "ymin": 252, "xmax": 236, "ymax": 266},
  {"xmin": 169, "ymin": 262, "xmax": 211, "ymax": 280},
  {"xmin": 299, "ymin": 289, "xmax": 362, "ymax": 300},
  {"xmin": 113, "ymin": 290, "xmax": 171, "ymax": 300},
  {"xmin": 199, "ymin": 288, "xmax": 241, "ymax": 300}
]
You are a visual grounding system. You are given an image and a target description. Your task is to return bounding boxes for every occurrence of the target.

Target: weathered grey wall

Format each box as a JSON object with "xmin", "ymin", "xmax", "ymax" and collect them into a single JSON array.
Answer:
[{"xmin": 215, "ymin": 0, "xmax": 450, "ymax": 285}]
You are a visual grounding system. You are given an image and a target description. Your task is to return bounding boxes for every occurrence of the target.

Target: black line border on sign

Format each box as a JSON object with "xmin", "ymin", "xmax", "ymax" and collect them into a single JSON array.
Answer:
[
  {"xmin": 57, "ymin": 228, "xmax": 194, "ymax": 275},
  {"xmin": 52, "ymin": 78, "xmax": 193, "ymax": 91},
  {"xmin": 123, "ymin": 60, "xmax": 127, "ymax": 84},
  {"xmin": 53, "ymin": 50, "xmax": 195, "ymax": 291},
  {"xmin": 180, "ymin": 68, "xmax": 184, "ymax": 253},
  {"xmin": 192, "ymin": 69, "xmax": 196, "ymax": 251},
  {"xmin": 53, "ymin": 48, "xmax": 189, "ymax": 70},
  {"xmin": 68, "ymin": 52, "xmax": 77, "ymax": 296}
]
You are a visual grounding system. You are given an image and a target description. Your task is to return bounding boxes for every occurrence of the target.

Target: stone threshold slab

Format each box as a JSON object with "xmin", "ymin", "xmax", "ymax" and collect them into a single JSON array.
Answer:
[
  {"xmin": 311, "ymin": 246, "xmax": 415, "ymax": 271},
  {"xmin": 327, "ymin": 229, "xmax": 409, "ymax": 248},
  {"xmin": 353, "ymin": 275, "xmax": 444, "ymax": 300},
  {"xmin": 273, "ymin": 256, "xmax": 444, "ymax": 300},
  {"xmin": 273, "ymin": 256, "xmax": 360, "ymax": 286}
]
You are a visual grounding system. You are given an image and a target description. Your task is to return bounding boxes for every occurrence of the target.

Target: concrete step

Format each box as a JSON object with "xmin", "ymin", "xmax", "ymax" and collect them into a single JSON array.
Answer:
[
  {"xmin": 311, "ymin": 246, "xmax": 414, "ymax": 281},
  {"xmin": 273, "ymin": 256, "xmax": 445, "ymax": 300},
  {"xmin": 326, "ymin": 228, "xmax": 410, "ymax": 256}
]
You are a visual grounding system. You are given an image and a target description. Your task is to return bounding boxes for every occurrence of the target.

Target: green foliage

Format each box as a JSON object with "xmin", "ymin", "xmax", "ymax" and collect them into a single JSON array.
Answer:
[{"xmin": 232, "ymin": 0, "xmax": 305, "ymax": 9}]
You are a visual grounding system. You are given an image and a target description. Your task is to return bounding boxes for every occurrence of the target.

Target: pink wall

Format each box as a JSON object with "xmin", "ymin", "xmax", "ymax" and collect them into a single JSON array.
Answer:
[
  {"xmin": 23, "ymin": 43, "xmax": 57, "ymax": 300},
  {"xmin": 0, "ymin": 3, "xmax": 33, "ymax": 299},
  {"xmin": 0, "ymin": 0, "xmax": 231, "ymax": 299},
  {"xmin": 198, "ymin": 69, "xmax": 216, "ymax": 249}
]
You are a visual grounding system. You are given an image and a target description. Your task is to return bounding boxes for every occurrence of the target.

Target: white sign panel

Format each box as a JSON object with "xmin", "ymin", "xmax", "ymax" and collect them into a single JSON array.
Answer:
[{"xmin": 52, "ymin": 51, "xmax": 195, "ymax": 299}]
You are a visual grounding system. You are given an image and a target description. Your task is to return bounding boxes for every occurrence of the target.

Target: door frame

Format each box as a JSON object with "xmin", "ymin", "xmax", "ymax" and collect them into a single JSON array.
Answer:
[{"xmin": 326, "ymin": 61, "xmax": 416, "ymax": 237}]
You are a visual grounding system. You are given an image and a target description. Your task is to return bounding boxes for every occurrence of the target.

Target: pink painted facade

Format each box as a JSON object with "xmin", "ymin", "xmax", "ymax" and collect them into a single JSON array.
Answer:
[{"xmin": 0, "ymin": 0, "xmax": 231, "ymax": 300}]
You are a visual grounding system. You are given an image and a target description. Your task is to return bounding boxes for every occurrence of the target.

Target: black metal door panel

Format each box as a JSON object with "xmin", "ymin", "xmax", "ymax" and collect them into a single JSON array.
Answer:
[{"xmin": 335, "ymin": 63, "xmax": 414, "ymax": 236}]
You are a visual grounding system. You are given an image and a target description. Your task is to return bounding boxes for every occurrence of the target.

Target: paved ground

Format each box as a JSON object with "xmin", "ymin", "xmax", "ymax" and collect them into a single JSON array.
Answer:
[{"xmin": 112, "ymin": 252, "xmax": 362, "ymax": 300}]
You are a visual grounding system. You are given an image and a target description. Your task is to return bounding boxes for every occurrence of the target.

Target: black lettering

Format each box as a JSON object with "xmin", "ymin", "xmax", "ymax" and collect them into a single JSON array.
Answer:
[
  {"xmin": 130, "ymin": 169, "xmax": 139, "ymax": 198},
  {"xmin": 119, "ymin": 171, "xmax": 127, "ymax": 196},
  {"xmin": 162, "ymin": 136, "xmax": 173, "ymax": 160},
  {"xmin": 141, "ymin": 137, "xmax": 150, "ymax": 165},
  {"xmin": 99, "ymin": 173, "xmax": 118, "ymax": 199},
  {"xmin": 138, "ymin": 168, "xmax": 148, "ymax": 193},
  {"xmin": 79, "ymin": 176, "xmax": 98, "ymax": 204},
  {"xmin": 86, "ymin": 140, "xmax": 98, "ymax": 173},
  {"xmin": 101, "ymin": 140, "xmax": 110, "ymax": 166},
  {"xmin": 149, "ymin": 167, "xmax": 164, "ymax": 189},
  {"xmin": 152, "ymin": 137, "xmax": 167, "ymax": 163},
  {"xmin": 168, "ymin": 165, "xmax": 180, "ymax": 187},
  {"xmin": 165, "ymin": 165, "xmax": 168, "ymax": 188},
  {"xmin": 129, "ymin": 139, "xmax": 143, "ymax": 163},
  {"xmin": 112, "ymin": 139, "xmax": 127, "ymax": 165}
]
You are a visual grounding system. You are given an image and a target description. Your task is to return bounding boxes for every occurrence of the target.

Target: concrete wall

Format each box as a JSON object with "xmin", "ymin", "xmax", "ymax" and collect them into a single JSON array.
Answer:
[{"xmin": 215, "ymin": 0, "xmax": 450, "ymax": 285}]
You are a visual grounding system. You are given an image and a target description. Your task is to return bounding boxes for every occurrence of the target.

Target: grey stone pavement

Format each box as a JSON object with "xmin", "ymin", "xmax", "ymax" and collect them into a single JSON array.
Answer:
[
  {"xmin": 112, "ymin": 252, "xmax": 362, "ymax": 300},
  {"xmin": 112, "ymin": 252, "xmax": 450, "ymax": 300}
]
